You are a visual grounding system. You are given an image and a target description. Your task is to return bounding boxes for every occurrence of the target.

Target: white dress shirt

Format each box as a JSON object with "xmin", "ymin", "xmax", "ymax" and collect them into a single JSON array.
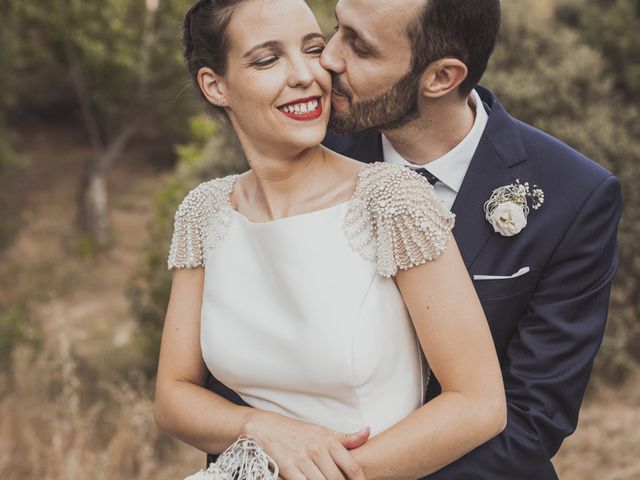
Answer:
[{"xmin": 382, "ymin": 89, "xmax": 489, "ymax": 211}]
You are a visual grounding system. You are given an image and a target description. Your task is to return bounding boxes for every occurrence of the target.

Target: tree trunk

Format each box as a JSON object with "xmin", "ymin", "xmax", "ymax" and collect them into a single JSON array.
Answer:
[
  {"xmin": 68, "ymin": 2, "xmax": 158, "ymax": 245},
  {"xmin": 76, "ymin": 120, "xmax": 139, "ymax": 245},
  {"xmin": 77, "ymin": 169, "xmax": 110, "ymax": 244}
]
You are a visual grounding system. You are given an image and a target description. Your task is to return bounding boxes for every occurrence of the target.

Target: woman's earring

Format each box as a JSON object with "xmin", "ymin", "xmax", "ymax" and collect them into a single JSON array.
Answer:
[{"xmin": 212, "ymin": 98, "xmax": 227, "ymax": 107}]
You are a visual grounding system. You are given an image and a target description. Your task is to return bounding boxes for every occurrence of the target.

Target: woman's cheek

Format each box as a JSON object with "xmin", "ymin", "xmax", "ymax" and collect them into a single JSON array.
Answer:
[{"xmin": 314, "ymin": 65, "xmax": 332, "ymax": 93}]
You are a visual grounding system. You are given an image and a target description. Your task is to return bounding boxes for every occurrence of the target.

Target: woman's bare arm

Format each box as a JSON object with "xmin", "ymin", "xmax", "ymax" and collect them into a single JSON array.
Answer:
[
  {"xmin": 154, "ymin": 267, "xmax": 256, "ymax": 452},
  {"xmin": 154, "ymin": 268, "xmax": 368, "ymax": 480},
  {"xmin": 349, "ymin": 237, "xmax": 507, "ymax": 480}
]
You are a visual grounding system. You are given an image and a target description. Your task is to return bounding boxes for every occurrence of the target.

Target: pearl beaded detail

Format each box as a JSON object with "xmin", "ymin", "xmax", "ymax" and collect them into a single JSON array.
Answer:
[
  {"xmin": 344, "ymin": 163, "xmax": 455, "ymax": 277},
  {"xmin": 167, "ymin": 163, "xmax": 454, "ymax": 276},
  {"xmin": 167, "ymin": 175, "xmax": 237, "ymax": 270}
]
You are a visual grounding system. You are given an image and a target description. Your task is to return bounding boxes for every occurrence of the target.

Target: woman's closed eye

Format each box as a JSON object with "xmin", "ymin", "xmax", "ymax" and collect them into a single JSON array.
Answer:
[
  {"xmin": 305, "ymin": 44, "xmax": 325, "ymax": 56},
  {"xmin": 251, "ymin": 55, "xmax": 278, "ymax": 69},
  {"xmin": 251, "ymin": 46, "xmax": 324, "ymax": 70}
]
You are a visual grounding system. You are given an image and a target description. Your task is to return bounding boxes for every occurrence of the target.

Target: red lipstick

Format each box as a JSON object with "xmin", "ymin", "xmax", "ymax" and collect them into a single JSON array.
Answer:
[{"xmin": 277, "ymin": 96, "xmax": 323, "ymax": 121}]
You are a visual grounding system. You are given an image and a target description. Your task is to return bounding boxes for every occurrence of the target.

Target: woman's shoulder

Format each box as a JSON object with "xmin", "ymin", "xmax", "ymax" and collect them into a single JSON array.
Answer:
[
  {"xmin": 175, "ymin": 174, "xmax": 239, "ymax": 220},
  {"xmin": 346, "ymin": 162, "xmax": 455, "ymax": 277},
  {"xmin": 168, "ymin": 174, "xmax": 239, "ymax": 270}
]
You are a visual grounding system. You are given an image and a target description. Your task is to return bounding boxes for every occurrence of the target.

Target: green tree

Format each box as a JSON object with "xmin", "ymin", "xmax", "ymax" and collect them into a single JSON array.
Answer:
[
  {"xmin": 7, "ymin": 0, "xmax": 197, "ymax": 245},
  {"xmin": 558, "ymin": 0, "xmax": 640, "ymax": 103},
  {"xmin": 0, "ymin": 2, "xmax": 28, "ymax": 251}
]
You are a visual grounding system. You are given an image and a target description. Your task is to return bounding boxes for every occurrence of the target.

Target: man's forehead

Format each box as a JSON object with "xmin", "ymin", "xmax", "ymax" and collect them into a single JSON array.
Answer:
[{"xmin": 336, "ymin": 0, "xmax": 424, "ymax": 32}]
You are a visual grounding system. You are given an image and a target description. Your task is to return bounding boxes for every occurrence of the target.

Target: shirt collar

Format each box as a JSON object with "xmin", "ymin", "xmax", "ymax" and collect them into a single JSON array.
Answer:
[{"xmin": 382, "ymin": 89, "xmax": 489, "ymax": 194}]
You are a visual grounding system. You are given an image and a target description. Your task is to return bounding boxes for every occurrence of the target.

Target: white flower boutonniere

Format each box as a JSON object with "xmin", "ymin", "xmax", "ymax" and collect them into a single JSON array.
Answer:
[{"xmin": 484, "ymin": 180, "xmax": 544, "ymax": 237}]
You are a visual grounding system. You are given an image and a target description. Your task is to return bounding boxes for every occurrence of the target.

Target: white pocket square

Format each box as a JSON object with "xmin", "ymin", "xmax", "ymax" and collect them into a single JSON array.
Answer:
[{"xmin": 473, "ymin": 267, "xmax": 530, "ymax": 281}]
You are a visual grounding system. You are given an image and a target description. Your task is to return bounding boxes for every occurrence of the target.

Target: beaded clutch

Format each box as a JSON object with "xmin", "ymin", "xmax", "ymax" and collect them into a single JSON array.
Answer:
[{"xmin": 184, "ymin": 436, "xmax": 278, "ymax": 480}]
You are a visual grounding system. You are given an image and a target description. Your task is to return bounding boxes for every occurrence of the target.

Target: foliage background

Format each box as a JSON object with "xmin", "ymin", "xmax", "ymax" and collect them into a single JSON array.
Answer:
[{"xmin": 1, "ymin": 0, "xmax": 638, "ymax": 478}]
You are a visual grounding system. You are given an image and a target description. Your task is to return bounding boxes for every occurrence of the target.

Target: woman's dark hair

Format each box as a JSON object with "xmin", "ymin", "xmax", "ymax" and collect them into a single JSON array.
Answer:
[
  {"xmin": 408, "ymin": 0, "xmax": 501, "ymax": 96},
  {"xmin": 183, "ymin": 0, "xmax": 249, "ymax": 111}
]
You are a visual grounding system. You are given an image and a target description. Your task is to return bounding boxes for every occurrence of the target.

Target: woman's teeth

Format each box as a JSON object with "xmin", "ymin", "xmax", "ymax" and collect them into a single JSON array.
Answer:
[{"xmin": 280, "ymin": 99, "xmax": 319, "ymax": 114}]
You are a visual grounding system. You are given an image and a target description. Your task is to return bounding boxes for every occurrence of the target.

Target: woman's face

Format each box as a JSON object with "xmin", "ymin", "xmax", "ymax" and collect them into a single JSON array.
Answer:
[{"xmin": 212, "ymin": 0, "xmax": 331, "ymax": 154}]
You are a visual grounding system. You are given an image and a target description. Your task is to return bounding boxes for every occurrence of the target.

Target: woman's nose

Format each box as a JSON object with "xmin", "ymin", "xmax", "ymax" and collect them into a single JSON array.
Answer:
[{"xmin": 287, "ymin": 56, "xmax": 314, "ymax": 88}]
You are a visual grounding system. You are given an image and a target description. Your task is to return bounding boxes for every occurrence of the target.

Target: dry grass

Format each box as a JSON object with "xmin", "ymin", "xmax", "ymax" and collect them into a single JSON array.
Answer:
[
  {"xmin": 553, "ymin": 375, "xmax": 640, "ymax": 479},
  {"xmin": 0, "ymin": 341, "xmax": 203, "ymax": 480},
  {"xmin": 0, "ymin": 123, "xmax": 203, "ymax": 479},
  {"xmin": 2, "ymin": 340, "xmax": 638, "ymax": 480},
  {"xmin": 1, "ymin": 123, "xmax": 637, "ymax": 480}
]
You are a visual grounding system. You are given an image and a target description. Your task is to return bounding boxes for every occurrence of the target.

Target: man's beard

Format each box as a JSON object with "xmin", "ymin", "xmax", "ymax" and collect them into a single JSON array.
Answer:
[{"xmin": 329, "ymin": 68, "xmax": 421, "ymax": 134}]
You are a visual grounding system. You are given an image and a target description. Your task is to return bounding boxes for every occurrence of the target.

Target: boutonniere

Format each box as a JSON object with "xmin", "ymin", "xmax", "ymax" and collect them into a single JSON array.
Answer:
[{"xmin": 483, "ymin": 180, "xmax": 544, "ymax": 237}]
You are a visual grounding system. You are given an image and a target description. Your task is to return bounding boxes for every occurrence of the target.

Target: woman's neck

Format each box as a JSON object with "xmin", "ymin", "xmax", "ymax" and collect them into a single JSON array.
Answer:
[{"xmin": 236, "ymin": 143, "xmax": 337, "ymax": 221}]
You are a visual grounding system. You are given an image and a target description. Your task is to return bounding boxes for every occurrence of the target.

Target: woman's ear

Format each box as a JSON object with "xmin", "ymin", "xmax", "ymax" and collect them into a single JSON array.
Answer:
[
  {"xmin": 420, "ymin": 58, "xmax": 469, "ymax": 98},
  {"xmin": 197, "ymin": 67, "xmax": 228, "ymax": 107}
]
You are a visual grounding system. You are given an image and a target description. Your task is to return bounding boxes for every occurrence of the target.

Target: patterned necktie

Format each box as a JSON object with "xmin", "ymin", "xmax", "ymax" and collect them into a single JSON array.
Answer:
[{"xmin": 413, "ymin": 167, "xmax": 439, "ymax": 186}]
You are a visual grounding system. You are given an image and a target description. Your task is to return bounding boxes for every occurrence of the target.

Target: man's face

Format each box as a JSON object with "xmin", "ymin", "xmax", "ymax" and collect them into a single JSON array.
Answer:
[{"xmin": 321, "ymin": 0, "xmax": 425, "ymax": 133}]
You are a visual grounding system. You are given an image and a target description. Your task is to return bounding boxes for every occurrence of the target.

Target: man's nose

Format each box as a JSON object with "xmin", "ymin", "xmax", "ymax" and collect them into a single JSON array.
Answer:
[{"xmin": 321, "ymin": 36, "xmax": 346, "ymax": 74}]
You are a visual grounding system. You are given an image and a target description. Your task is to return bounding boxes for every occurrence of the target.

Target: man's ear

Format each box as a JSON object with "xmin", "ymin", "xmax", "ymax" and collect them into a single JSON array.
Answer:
[
  {"xmin": 420, "ymin": 58, "xmax": 469, "ymax": 98},
  {"xmin": 197, "ymin": 67, "xmax": 229, "ymax": 107}
]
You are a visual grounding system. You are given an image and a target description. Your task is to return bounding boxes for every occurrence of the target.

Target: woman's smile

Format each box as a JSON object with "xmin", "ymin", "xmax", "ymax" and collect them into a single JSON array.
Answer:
[
  {"xmin": 205, "ymin": 0, "xmax": 332, "ymax": 152},
  {"xmin": 276, "ymin": 96, "xmax": 323, "ymax": 121}
]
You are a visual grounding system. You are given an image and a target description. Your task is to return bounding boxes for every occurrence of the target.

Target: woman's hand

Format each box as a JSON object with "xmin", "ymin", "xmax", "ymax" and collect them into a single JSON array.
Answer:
[{"xmin": 243, "ymin": 410, "xmax": 369, "ymax": 480}]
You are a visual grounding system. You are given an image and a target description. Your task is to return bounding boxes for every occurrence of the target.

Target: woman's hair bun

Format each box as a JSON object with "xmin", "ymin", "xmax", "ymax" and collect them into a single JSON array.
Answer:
[{"xmin": 182, "ymin": 0, "xmax": 247, "ymax": 112}]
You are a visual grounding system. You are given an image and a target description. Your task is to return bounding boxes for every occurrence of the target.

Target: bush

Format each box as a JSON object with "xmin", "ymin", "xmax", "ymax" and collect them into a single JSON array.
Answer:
[
  {"xmin": 483, "ymin": 0, "xmax": 640, "ymax": 382},
  {"xmin": 128, "ymin": 116, "xmax": 246, "ymax": 377},
  {"xmin": 0, "ymin": 304, "xmax": 41, "ymax": 390}
]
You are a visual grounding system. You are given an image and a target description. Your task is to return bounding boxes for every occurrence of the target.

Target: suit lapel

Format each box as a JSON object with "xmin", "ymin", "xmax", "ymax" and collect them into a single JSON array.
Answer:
[
  {"xmin": 451, "ymin": 137, "xmax": 513, "ymax": 268},
  {"xmin": 452, "ymin": 87, "xmax": 528, "ymax": 268}
]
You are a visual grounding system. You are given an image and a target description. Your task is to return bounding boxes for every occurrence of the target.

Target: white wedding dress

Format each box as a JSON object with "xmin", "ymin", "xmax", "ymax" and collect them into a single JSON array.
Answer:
[{"xmin": 168, "ymin": 163, "xmax": 454, "ymax": 437}]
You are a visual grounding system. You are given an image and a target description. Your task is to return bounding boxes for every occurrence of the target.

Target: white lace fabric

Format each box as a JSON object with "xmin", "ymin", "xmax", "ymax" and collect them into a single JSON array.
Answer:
[
  {"xmin": 167, "ymin": 163, "xmax": 455, "ymax": 276},
  {"xmin": 184, "ymin": 436, "xmax": 278, "ymax": 480}
]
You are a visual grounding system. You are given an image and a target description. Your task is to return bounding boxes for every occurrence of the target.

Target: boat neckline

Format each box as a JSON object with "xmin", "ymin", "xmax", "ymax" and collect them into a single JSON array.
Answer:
[
  {"xmin": 227, "ymin": 165, "xmax": 369, "ymax": 226},
  {"xmin": 230, "ymin": 200, "xmax": 351, "ymax": 226}
]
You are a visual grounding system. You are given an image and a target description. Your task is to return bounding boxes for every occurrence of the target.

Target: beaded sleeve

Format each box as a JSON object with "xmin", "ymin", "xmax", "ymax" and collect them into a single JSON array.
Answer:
[
  {"xmin": 167, "ymin": 175, "xmax": 238, "ymax": 270},
  {"xmin": 344, "ymin": 163, "xmax": 455, "ymax": 277}
]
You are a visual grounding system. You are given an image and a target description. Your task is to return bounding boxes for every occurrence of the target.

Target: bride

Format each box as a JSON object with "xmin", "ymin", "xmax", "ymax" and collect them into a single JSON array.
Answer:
[{"xmin": 154, "ymin": 0, "xmax": 506, "ymax": 478}]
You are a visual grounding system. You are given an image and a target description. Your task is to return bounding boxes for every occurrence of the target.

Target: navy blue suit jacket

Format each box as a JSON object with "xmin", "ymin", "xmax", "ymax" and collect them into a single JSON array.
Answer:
[{"xmin": 205, "ymin": 86, "xmax": 622, "ymax": 479}]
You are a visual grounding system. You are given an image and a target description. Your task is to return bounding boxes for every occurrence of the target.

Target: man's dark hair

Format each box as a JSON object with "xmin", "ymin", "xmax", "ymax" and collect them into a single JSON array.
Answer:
[{"xmin": 408, "ymin": 0, "xmax": 502, "ymax": 96}]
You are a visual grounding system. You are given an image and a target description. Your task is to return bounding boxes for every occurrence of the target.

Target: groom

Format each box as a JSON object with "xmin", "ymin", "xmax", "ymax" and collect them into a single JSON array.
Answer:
[{"xmin": 319, "ymin": 0, "xmax": 622, "ymax": 478}]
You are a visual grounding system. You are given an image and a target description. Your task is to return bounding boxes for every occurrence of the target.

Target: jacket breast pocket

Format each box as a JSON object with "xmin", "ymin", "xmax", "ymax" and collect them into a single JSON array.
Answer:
[{"xmin": 472, "ymin": 268, "xmax": 540, "ymax": 359}]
